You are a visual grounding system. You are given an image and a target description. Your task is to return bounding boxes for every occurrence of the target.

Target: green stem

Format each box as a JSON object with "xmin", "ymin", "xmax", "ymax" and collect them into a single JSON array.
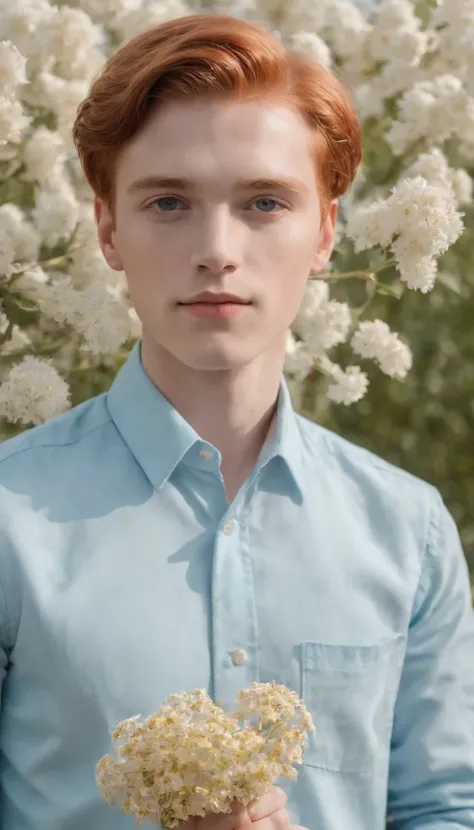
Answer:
[
  {"xmin": 39, "ymin": 254, "xmax": 70, "ymax": 268},
  {"xmin": 311, "ymin": 257, "xmax": 398, "ymax": 283},
  {"xmin": 311, "ymin": 270, "xmax": 377, "ymax": 282},
  {"xmin": 0, "ymin": 161, "xmax": 23, "ymax": 185},
  {"xmin": 0, "ymin": 338, "xmax": 68, "ymax": 363},
  {"xmin": 0, "ymin": 320, "xmax": 15, "ymax": 347}
]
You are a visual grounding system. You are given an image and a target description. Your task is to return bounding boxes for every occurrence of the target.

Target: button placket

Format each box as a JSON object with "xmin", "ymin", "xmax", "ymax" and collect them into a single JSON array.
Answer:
[{"xmin": 212, "ymin": 510, "xmax": 258, "ymax": 708}]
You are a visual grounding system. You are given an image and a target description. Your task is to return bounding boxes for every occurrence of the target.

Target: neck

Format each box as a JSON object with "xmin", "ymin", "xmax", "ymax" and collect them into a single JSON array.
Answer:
[{"xmin": 140, "ymin": 336, "xmax": 285, "ymax": 502}]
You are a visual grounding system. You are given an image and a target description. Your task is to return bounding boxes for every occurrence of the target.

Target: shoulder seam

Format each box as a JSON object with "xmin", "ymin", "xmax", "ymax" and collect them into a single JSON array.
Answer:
[
  {"xmin": 0, "ymin": 410, "xmax": 113, "ymax": 471},
  {"xmin": 298, "ymin": 416, "xmax": 434, "ymax": 486}
]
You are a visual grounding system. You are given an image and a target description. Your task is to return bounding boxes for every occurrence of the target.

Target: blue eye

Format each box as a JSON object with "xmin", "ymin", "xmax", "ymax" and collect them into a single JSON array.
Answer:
[
  {"xmin": 152, "ymin": 197, "xmax": 182, "ymax": 212},
  {"xmin": 254, "ymin": 198, "xmax": 282, "ymax": 212}
]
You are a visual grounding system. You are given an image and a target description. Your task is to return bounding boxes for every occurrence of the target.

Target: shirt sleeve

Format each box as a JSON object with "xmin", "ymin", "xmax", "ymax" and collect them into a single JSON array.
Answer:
[{"xmin": 387, "ymin": 489, "xmax": 474, "ymax": 829}]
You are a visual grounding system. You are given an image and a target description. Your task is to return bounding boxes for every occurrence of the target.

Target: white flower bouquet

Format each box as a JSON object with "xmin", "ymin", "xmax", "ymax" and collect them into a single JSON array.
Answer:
[{"xmin": 96, "ymin": 681, "xmax": 314, "ymax": 828}]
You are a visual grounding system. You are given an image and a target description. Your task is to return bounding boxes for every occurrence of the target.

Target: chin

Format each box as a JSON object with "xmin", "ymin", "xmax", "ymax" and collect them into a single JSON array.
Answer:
[{"xmin": 179, "ymin": 346, "xmax": 257, "ymax": 372}]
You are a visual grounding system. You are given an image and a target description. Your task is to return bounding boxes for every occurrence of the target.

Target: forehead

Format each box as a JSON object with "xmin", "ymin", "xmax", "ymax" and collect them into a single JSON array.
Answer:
[{"xmin": 116, "ymin": 98, "xmax": 317, "ymax": 188}]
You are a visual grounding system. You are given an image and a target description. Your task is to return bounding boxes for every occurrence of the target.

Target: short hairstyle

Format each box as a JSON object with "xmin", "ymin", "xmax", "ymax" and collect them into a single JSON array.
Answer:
[{"xmin": 73, "ymin": 14, "xmax": 363, "ymax": 216}]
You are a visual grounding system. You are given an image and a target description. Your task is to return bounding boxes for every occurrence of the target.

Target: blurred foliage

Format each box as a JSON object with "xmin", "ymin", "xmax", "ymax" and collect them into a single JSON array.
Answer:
[{"xmin": 299, "ymin": 205, "xmax": 474, "ymax": 575}]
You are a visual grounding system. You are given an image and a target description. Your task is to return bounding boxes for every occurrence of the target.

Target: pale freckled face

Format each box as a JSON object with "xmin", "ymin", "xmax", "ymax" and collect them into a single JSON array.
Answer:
[{"xmin": 97, "ymin": 98, "xmax": 336, "ymax": 371}]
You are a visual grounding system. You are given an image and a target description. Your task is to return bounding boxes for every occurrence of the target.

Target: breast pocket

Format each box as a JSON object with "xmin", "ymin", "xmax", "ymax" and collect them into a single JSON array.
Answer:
[{"xmin": 300, "ymin": 635, "xmax": 405, "ymax": 774}]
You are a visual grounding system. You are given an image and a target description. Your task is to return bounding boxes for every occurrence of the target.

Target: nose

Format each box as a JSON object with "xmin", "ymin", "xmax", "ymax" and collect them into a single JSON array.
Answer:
[{"xmin": 190, "ymin": 207, "xmax": 241, "ymax": 276}]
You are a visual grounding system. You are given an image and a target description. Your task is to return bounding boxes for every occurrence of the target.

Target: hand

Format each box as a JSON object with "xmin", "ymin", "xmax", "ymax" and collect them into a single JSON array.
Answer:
[{"xmin": 177, "ymin": 785, "xmax": 308, "ymax": 830}]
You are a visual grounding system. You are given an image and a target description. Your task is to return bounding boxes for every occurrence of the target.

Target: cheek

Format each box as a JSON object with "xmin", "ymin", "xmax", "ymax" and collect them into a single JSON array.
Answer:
[
  {"xmin": 264, "ymin": 228, "xmax": 316, "ymax": 288},
  {"xmin": 121, "ymin": 224, "xmax": 187, "ymax": 274},
  {"xmin": 114, "ymin": 225, "xmax": 158, "ymax": 274},
  {"xmin": 269, "ymin": 216, "xmax": 319, "ymax": 263}
]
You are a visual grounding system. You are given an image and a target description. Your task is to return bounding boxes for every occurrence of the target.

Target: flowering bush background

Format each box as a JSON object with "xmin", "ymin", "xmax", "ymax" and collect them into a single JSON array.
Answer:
[{"xmin": 0, "ymin": 0, "xmax": 473, "ymax": 572}]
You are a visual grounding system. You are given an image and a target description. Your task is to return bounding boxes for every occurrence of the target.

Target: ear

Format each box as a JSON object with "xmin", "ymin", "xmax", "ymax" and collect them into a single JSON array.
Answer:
[
  {"xmin": 310, "ymin": 200, "xmax": 339, "ymax": 274},
  {"xmin": 95, "ymin": 198, "xmax": 124, "ymax": 272}
]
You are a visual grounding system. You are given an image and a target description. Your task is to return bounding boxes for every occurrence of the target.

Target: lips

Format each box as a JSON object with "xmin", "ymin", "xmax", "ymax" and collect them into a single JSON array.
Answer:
[
  {"xmin": 178, "ymin": 294, "xmax": 251, "ymax": 320},
  {"xmin": 180, "ymin": 293, "xmax": 249, "ymax": 306}
]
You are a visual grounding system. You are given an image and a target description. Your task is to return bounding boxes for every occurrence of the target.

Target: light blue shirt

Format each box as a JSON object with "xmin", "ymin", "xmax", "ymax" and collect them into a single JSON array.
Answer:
[{"xmin": 0, "ymin": 342, "xmax": 472, "ymax": 830}]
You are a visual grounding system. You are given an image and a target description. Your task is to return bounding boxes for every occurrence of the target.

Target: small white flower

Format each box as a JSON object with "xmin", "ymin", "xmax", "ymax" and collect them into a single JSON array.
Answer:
[
  {"xmin": 30, "ymin": 72, "xmax": 89, "ymax": 150},
  {"xmin": 351, "ymin": 319, "xmax": 412, "ymax": 379},
  {"xmin": 355, "ymin": 63, "xmax": 421, "ymax": 120},
  {"xmin": 387, "ymin": 176, "xmax": 464, "ymax": 259},
  {"xmin": 387, "ymin": 75, "xmax": 474, "ymax": 155},
  {"xmin": 429, "ymin": 0, "xmax": 474, "ymax": 92},
  {"xmin": 346, "ymin": 175, "xmax": 463, "ymax": 291},
  {"xmin": 276, "ymin": 0, "xmax": 332, "ymax": 36},
  {"xmin": 295, "ymin": 280, "xmax": 351, "ymax": 354},
  {"xmin": 369, "ymin": 0, "xmax": 428, "ymax": 67},
  {"xmin": 68, "ymin": 205, "xmax": 117, "ymax": 288},
  {"xmin": 450, "ymin": 168, "xmax": 473, "ymax": 205},
  {"xmin": 22, "ymin": 126, "xmax": 65, "ymax": 184},
  {"xmin": 0, "ymin": 0, "xmax": 55, "ymax": 59},
  {"xmin": 33, "ymin": 179, "xmax": 79, "ymax": 248},
  {"xmin": 112, "ymin": 0, "xmax": 190, "ymax": 41},
  {"xmin": 73, "ymin": 281, "xmax": 136, "ymax": 355},
  {"xmin": 404, "ymin": 148, "xmax": 473, "ymax": 206},
  {"xmin": 0, "ymin": 203, "xmax": 40, "ymax": 263},
  {"xmin": 0, "ymin": 91, "xmax": 29, "ymax": 144},
  {"xmin": 284, "ymin": 331, "xmax": 313, "ymax": 380},
  {"xmin": 299, "ymin": 280, "xmax": 330, "ymax": 313},
  {"xmin": 0, "ymin": 229, "xmax": 16, "ymax": 279},
  {"xmin": 40, "ymin": 277, "xmax": 134, "ymax": 355},
  {"xmin": 37, "ymin": 6, "xmax": 101, "ymax": 81},
  {"xmin": 345, "ymin": 199, "xmax": 395, "ymax": 252},
  {"xmin": 0, "ymin": 40, "xmax": 27, "ymax": 88},
  {"xmin": 396, "ymin": 255, "xmax": 438, "ymax": 293},
  {"xmin": 298, "ymin": 298, "xmax": 352, "ymax": 353},
  {"xmin": 288, "ymin": 31, "xmax": 332, "ymax": 69},
  {"xmin": 70, "ymin": 249, "xmax": 121, "ymax": 289},
  {"xmin": 0, "ymin": 356, "xmax": 70, "ymax": 425},
  {"xmin": 209, "ymin": 0, "xmax": 262, "ymax": 19},
  {"xmin": 406, "ymin": 147, "xmax": 451, "ymax": 185},
  {"xmin": 14, "ymin": 265, "xmax": 49, "ymax": 300},
  {"xmin": 326, "ymin": 0, "xmax": 370, "ymax": 58},
  {"xmin": 327, "ymin": 365, "xmax": 369, "ymax": 405},
  {"xmin": 77, "ymin": 0, "xmax": 140, "ymax": 24}
]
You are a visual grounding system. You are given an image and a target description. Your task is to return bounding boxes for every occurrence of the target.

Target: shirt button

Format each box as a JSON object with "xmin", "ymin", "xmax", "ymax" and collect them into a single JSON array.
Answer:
[
  {"xmin": 199, "ymin": 449, "xmax": 213, "ymax": 460},
  {"xmin": 223, "ymin": 520, "xmax": 235, "ymax": 535},
  {"xmin": 232, "ymin": 649, "xmax": 247, "ymax": 665}
]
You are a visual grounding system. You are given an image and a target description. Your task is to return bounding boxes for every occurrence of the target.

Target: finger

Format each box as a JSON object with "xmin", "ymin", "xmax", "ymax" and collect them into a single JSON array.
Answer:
[
  {"xmin": 250, "ymin": 807, "xmax": 290, "ymax": 829},
  {"xmin": 202, "ymin": 803, "xmax": 250, "ymax": 830},
  {"xmin": 247, "ymin": 787, "xmax": 288, "ymax": 822}
]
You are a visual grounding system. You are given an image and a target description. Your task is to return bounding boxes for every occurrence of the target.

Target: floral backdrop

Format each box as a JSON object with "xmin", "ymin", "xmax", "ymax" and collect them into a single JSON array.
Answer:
[{"xmin": 0, "ymin": 0, "xmax": 473, "ymax": 573}]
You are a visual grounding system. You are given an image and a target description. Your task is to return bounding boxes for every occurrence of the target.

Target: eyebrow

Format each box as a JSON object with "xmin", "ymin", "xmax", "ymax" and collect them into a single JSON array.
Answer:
[{"xmin": 126, "ymin": 175, "xmax": 309, "ymax": 196}]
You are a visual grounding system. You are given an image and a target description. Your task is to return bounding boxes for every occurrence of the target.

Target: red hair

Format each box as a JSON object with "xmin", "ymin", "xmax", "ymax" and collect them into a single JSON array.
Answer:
[{"xmin": 73, "ymin": 14, "xmax": 362, "ymax": 216}]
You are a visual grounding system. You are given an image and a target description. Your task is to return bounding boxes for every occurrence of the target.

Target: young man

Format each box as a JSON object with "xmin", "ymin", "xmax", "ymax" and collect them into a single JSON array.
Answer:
[{"xmin": 0, "ymin": 13, "xmax": 472, "ymax": 830}]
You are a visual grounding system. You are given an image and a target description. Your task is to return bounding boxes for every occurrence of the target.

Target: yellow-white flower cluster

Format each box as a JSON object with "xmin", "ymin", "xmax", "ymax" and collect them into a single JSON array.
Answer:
[{"xmin": 96, "ymin": 682, "xmax": 315, "ymax": 828}]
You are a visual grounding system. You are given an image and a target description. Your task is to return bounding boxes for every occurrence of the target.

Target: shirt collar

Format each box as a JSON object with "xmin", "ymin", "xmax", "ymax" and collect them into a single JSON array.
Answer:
[
  {"xmin": 107, "ymin": 341, "xmax": 305, "ymax": 497},
  {"xmin": 107, "ymin": 342, "xmax": 199, "ymax": 491},
  {"xmin": 259, "ymin": 377, "xmax": 305, "ymax": 499}
]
